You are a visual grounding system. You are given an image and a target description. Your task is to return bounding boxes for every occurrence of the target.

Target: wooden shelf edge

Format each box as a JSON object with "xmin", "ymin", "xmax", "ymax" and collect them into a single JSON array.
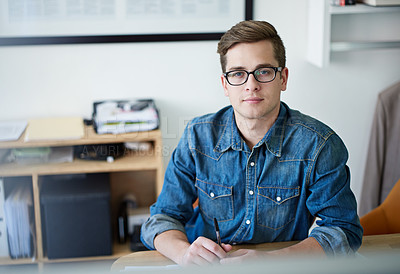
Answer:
[
  {"xmin": 40, "ymin": 242, "xmax": 132, "ymax": 264},
  {"xmin": 0, "ymin": 152, "xmax": 161, "ymax": 177},
  {"xmin": 0, "ymin": 257, "xmax": 37, "ymax": 266},
  {"xmin": 0, "ymin": 126, "xmax": 162, "ymax": 149},
  {"xmin": 0, "ymin": 242, "xmax": 134, "ymax": 266}
]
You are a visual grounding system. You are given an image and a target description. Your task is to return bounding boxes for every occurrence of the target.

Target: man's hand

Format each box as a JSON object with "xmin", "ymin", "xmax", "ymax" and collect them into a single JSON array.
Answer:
[
  {"xmin": 154, "ymin": 230, "xmax": 232, "ymax": 266},
  {"xmin": 180, "ymin": 236, "xmax": 232, "ymax": 266}
]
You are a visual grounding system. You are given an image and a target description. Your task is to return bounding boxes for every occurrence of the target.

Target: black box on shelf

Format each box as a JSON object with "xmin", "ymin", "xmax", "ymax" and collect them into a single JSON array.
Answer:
[{"xmin": 40, "ymin": 173, "xmax": 112, "ymax": 259}]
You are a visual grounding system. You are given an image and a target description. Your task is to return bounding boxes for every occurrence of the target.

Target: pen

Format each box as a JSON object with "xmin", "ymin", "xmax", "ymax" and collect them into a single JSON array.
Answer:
[{"xmin": 213, "ymin": 218, "xmax": 222, "ymax": 247}]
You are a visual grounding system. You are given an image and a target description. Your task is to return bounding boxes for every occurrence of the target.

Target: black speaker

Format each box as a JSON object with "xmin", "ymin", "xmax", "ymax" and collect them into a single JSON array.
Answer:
[
  {"xmin": 74, "ymin": 143, "xmax": 125, "ymax": 161},
  {"xmin": 40, "ymin": 173, "xmax": 112, "ymax": 259}
]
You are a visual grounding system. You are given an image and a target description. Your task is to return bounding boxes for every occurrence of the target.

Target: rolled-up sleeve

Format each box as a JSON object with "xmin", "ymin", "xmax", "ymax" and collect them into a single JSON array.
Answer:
[
  {"xmin": 307, "ymin": 134, "xmax": 363, "ymax": 255},
  {"xmin": 310, "ymin": 226, "xmax": 353, "ymax": 255},
  {"xmin": 141, "ymin": 214, "xmax": 186, "ymax": 250}
]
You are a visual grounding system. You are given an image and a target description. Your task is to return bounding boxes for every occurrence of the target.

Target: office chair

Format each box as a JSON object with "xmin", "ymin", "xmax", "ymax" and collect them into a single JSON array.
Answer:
[{"xmin": 360, "ymin": 178, "xmax": 400, "ymax": 235}]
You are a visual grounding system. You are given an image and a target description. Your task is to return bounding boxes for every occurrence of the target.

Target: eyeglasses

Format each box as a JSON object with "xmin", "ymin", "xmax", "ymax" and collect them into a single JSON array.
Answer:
[{"xmin": 224, "ymin": 67, "xmax": 282, "ymax": 86}]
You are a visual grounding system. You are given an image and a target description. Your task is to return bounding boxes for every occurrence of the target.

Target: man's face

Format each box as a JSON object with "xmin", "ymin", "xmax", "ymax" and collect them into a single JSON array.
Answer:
[{"xmin": 221, "ymin": 40, "xmax": 288, "ymax": 124}]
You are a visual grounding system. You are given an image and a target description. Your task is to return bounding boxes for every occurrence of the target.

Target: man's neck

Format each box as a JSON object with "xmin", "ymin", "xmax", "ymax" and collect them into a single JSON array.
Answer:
[{"xmin": 234, "ymin": 110, "xmax": 280, "ymax": 150}]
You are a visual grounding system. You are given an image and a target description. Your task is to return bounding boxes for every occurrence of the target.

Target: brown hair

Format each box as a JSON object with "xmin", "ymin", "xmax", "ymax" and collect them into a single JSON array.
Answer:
[{"xmin": 217, "ymin": 20, "xmax": 286, "ymax": 72}]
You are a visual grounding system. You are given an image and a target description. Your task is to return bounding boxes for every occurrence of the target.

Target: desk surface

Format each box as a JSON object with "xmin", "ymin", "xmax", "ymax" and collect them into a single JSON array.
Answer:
[{"xmin": 111, "ymin": 233, "xmax": 400, "ymax": 272}]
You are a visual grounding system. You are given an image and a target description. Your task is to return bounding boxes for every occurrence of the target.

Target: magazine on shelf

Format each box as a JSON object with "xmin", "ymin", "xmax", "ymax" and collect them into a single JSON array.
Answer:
[
  {"xmin": 0, "ymin": 179, "xmax": 9, "ymax": 258},
  {"xmin": 4, "ymin": 183, "xmax": 35, "ymax": 259}
]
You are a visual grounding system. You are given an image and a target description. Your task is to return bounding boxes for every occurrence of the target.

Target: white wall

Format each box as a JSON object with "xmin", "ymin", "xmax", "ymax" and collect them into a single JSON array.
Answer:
[{"xmin": 1, "ymin": 0, "xmax": 400, "ymax": 210}]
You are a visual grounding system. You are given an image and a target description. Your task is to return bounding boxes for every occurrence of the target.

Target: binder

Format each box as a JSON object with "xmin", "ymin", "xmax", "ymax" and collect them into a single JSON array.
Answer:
[{"xmin": 0, "ymin": 178, "xmax": 9, "ymax": 257}]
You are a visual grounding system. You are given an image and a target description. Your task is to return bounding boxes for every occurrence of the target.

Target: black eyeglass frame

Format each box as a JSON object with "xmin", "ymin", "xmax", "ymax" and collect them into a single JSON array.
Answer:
[{"xmin": 223, "ymin": 67, "xmax": 283, "ymax": 86}]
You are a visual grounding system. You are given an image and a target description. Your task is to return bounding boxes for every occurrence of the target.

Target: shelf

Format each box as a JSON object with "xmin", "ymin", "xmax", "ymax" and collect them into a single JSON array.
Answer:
[
  {"xmin": 330, "ymin": 3, "xmax": 400, "ymax": 14},
  {"xmin": 307, "ymin": 0, "xmax": 400, "ymax": 67},
  {"xmin": 331, "ymin": 40, "xmax": 400, "ymax": 51},
  {"xmin": 0, "ymin": 126, "xmax": 162, "ymax": 149},
  {"xmin": 0, "ymin": 150, "xmax": 159, "ymax": 177},
  {"xmin": 0, "ymin": 242, "xmax": 132, "ymax": 265},
  {"xmin": 41, "ymin": 242, "xmax": 132, "ymax": 264},
  {"xmin": 0, "ymin": 125, "xmax": 163, "ymax": 267},
  {"xmin": 0, "ymin": 257, "xmax": 37, "ymax": 266}
]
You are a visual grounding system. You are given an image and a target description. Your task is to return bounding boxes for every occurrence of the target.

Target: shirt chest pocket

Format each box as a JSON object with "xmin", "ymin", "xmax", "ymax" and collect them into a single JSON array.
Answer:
[
  {"xmin": 195, "ymin": 179, "xmax": 233, "ymax": 222},
  {"xmin": 256, "ymin": 186, "xmax": 299, "ymax": 230}
]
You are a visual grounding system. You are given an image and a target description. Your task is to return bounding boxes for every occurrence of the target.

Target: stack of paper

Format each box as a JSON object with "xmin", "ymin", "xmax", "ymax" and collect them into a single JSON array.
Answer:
[
  {"xmin": 94, "ymin": 100, "xmax": 159, "ymax": 134},
  {"xmin": 4, "ymin": 184, "xmax": 35, "ymax": 259},
  {"xmin": 0, "ymin": 120, "xmax": 27, "ymax": 142},
  {"xmin": 24, "ymin": 117, "xmax": 84, "ymax": 142}
]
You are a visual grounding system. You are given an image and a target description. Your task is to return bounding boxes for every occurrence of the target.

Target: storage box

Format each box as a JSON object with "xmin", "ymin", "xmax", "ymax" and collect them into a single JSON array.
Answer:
[{"xmin": 40, "ymin": 173, "xmax": 112, "ymax": 259}]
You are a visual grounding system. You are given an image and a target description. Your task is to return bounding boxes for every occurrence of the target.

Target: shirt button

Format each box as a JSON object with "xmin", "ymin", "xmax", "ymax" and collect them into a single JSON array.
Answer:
[
  {"xmin": 276, "ymin": 196, "xmax": 281, "ymax": 202},
  {"xmin": 246, "ymin": 220, "xmax": 251, "ymax": 225},
  {"xmin": 210, "ymin": 192, "xmax": 215, "ymax": 198},
  {"xmin": 250, "ymin": 162, "xmax": 255, "ymax": 167},
  {"xmin": 249, "ymin": 190, "xmax": 254, "ymax": 195}
]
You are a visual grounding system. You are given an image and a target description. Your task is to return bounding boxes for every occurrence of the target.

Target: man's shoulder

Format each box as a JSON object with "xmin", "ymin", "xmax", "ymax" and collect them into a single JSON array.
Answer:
[
  {"xmin": 188, "ymin": 106, "xmax": 232, "ymax": 128},
  {"xmin": 184, "ymin": 106, "xmax": 232, "ymax": 154},
  {"xmin": 284, "ymin": 104, "xmax": 335, "ymax": 141},
  {"xmin": 279, "ymin": 104, "xmax": 347, "ymax": 160}
]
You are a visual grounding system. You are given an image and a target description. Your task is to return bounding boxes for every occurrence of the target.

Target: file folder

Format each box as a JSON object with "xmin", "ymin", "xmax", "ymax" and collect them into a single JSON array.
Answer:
[{"xmin": 24, "ymin": 117, "xmax": 84, "ymax": 141}]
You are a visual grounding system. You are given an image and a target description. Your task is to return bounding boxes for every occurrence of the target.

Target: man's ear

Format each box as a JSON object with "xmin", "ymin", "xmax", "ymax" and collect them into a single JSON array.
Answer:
[
  {"xmin": 280, "ymin": 67, "xmax": 289, "ymax": 91},
  {"xmin": 221, "ymin": 74, "xmax": 229, "ymax": 97}
]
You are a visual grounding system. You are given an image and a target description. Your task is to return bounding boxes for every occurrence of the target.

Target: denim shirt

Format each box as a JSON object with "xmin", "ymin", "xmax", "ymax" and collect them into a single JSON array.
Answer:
[{"xmin": 141, "ymin": 102, "xmax": 363, "ymax": 255}]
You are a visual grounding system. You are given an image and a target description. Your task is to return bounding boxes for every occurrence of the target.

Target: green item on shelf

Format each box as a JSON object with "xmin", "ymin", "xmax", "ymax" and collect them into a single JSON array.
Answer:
[{"xmin": 11, "ymin": 147, "xmax": 51, "ymax": 164}]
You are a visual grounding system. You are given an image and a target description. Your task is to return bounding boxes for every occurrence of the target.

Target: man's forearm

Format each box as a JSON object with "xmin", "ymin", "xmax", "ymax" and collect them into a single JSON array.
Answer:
[
  {"xmin": 220, "ymin": 237, "xmax": 325, "ymax": 264},
  {"xmin": 269, "ymin": 237, "xmax": 325, "ymax": 256},
  {"xmin": 154, "ymin": 230, "xmax": 191, "ymax": 265}
]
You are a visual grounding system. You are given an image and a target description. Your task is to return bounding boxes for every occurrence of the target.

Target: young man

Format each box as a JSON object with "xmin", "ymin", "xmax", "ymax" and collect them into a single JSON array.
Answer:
[{"xmin": 141, "ymin": 20, "xmax": 363, "ymax": 266}]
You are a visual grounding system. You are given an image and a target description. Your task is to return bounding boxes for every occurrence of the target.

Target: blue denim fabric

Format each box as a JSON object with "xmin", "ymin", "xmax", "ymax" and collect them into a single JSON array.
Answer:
[{"xmin": 141, "ymin": 102, "xmax": 363, "ymax": 255}]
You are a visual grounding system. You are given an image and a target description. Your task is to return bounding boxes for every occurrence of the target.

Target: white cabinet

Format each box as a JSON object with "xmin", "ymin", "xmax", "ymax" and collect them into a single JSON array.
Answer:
[{"xmin": 307, "ymin": 0, "xmax": 400, "ymax": 67}]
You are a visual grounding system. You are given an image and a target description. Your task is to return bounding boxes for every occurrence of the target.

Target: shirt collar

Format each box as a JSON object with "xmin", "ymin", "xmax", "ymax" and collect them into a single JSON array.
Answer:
[
  {"xmin": 262, "ymin": 104, "xmax": 286, "ymax": 157},
  {"xmin": 214, "ymin": 107, "xmax": 243, "ymax": 153},
  {"xmin": 214, "ymin": 103, "xmax": 287, "ymax": 157}
]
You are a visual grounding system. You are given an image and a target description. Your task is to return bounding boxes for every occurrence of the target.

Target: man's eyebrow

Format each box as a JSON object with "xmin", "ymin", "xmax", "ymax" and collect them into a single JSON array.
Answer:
[
  {"xmin": 227, "ymin": 66, "xmax": 246, "ymax": 71},
  {"xmin": 227, "ymin": 63, "xmax": 277, "ymax": 71},
  {"xmin": 256, "ymin": 63, "xmax": 276, "ymax": 68}
]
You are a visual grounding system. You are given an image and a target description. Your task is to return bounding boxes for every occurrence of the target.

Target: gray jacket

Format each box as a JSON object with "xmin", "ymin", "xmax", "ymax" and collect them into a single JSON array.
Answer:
[{"xmin": 359, "ymin": 81, "xmax": 400, "ymax": 216}]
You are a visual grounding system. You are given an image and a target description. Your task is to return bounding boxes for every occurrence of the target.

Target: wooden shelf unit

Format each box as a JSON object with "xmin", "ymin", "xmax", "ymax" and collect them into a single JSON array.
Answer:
[{"xmin": 0, "ymin": 126, "xmax": 163, "ymax": 267}]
